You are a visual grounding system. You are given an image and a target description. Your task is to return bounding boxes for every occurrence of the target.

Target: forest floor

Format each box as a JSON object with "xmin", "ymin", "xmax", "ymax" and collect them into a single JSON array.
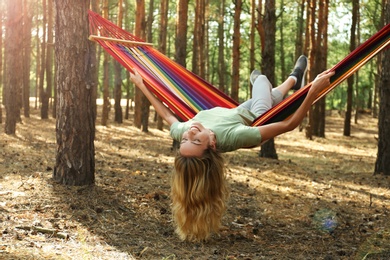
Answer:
[{"xmin": 1, "ymin": 106, "xmax": 390, "ymax": 260}]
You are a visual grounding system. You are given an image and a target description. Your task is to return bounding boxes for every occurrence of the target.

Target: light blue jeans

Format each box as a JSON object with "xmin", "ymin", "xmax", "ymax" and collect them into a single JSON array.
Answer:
[{"xmin": 238, "ymin": 75, "xmax": 283, "ymax": 117}]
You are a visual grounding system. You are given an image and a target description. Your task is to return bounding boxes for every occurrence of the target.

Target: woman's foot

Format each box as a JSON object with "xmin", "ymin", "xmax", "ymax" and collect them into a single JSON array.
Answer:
[
  {"xmin": 290, "ymin": 55, "xmax": 308, "ymax": 90},
  {"xmin": 250, "ymin": 70, "xmax": 262, "ymax": 85}
]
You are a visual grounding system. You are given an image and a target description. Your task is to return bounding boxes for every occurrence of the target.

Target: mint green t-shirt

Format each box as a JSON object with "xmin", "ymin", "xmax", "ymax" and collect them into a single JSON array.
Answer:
[{"xmin": 170, "ymin": 107, "xmax": 262, "ymax": 152}]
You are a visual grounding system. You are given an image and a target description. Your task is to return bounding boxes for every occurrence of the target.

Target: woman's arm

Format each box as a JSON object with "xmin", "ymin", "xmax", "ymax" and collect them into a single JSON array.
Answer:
[
  {"xmin": 130, "ymin": 69, "xmax": 179, "ymax": 126},
  {"xmin": 258, "ymin": 70, "xmax": 335, "ymax": 142}
]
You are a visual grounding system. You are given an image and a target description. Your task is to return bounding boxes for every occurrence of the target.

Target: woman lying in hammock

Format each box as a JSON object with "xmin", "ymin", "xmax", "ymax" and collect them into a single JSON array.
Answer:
[{"xmin": 130, "ymin": 55, "xmax": 335, "ymax": 242}]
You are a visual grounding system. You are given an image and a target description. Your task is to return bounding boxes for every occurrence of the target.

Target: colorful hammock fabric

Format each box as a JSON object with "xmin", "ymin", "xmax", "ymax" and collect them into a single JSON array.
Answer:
[{"xmin": 88, "ymin": 10, "xmax": 390, "ymax": 126}]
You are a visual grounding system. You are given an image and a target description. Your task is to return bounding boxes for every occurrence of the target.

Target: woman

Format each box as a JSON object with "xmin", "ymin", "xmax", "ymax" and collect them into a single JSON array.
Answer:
[{"xmin": 130, "ymin": 56, "xmax": 335, "ymax": 241}]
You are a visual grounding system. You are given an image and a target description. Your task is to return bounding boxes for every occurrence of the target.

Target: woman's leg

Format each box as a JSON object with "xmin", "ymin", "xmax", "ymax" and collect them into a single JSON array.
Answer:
[
  {"xmin": 271, "ymin": 77, "xmax": 295, "ymax": 106},
  {"xmin": 239, "ymin": 75, "xmax": 273, "ymax": 117}
]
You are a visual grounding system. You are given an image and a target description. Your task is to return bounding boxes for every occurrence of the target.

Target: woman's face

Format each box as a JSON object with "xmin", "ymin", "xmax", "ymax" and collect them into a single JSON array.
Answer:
[{"xmin": 180, "ymin": 122, "xmax": 216, "ymax": 157}]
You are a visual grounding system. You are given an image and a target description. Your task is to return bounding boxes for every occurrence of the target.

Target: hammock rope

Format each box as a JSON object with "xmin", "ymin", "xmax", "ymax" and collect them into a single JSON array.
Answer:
[{"xmin": 88, "ymin": 10, "xmax": 390, "ymax": 126}]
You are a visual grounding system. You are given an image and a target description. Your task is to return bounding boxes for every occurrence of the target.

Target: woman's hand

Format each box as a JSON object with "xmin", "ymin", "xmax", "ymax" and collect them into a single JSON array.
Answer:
[
  {"xmin": 130, "ymin": 69, "xmax": 146, "ymax": 90},
  {"xmin": 309, "ymin": 69, "xmax": 335, "ymax": 97}
]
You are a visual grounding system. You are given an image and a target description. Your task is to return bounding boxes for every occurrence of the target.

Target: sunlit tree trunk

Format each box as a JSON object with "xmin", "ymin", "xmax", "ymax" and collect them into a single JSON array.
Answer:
[
  {"xmin": 101, "ymin": 0, "xmax": 110, "ymax": 126},
  {"xmin": 375, "ymin": 0, "xmax": 390, "ymax": 175},
  {"xmin": 44, "ymin": 0, "xmax": 54, "ymax": 119},
  {"xmin": 39, "ymin": 0, "xmax": 48, "ymax": 119},
  {"xmin": 259, "ymin": 0, "xmax": 277, "ymax": 159},
  {"xmin": 231, "ymin": 0, "xmax": 241, "ymax": 102},
  {"xmin": 4, "ymin": 0, "xmax": 23, "ymax": 134},
  {"xmin": 114, "ymin": 0, "xmax": 124, "ymax": 124},
  {"xmin": 0, "ymin": 5, "xmax": 3, "ymax": 124},
  {"xmin": 22, "ymin": 0, "xmax": 32, "ymax": 118},
  {"xmin": 54, "ymin": 0, "xmax": 96, "ymax": 185}
]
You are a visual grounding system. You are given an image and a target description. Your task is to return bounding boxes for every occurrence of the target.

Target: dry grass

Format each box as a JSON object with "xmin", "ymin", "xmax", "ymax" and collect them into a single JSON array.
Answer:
[{"xmin": 0, "ymin": 107, "xmax": 390, "ymax": 259}]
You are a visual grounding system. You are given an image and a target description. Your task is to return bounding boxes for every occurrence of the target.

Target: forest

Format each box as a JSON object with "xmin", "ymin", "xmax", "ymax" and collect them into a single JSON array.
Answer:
[{"xmin": 1, "ymin": 0, "xmax": 390, "ymax": 259}]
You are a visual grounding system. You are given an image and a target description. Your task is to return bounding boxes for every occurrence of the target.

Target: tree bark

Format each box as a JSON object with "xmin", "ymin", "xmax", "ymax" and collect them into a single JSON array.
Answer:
[
  {"xmin": 156, "ymin": 0, "xmax": 169, "ymax": 130},
  {"xmin": 134, "ymin": 0, "xmax": 149, "ymax": 131},
  {"xmin": 101, "ymin": 0, "xmax": 110, "ymax": 126},
  {"xmin": 39, "ymin": 0, "xmax": 48, "ymax": 119},
  {"xmin": 374, "ymin": 0, "xmax": 390, "ymax": 175},
  {"xmin": 217, "ymin": 0, "xmax": 226, "ymax": 93},
  {"xmin": 4, "ymin": 0, "xmax": 23, "ymax": 134},
  {"xmin": 192, "ymin": 0, "xmax": 206, "ymax": 78},
  {"xmin": 114, "ymin": 0, "xmax": 124, "ymax": 124},
  {"xmin": 175, "ymin": 0, "xmax": 188, "ymax": 68},
  {"xmin": 44, "ymin": 0, "xmax": 54, "ymax": 119},
  {"xmin": 259, "ymin": 0, "xmax": 277, "ymax": 159},
  {"xmin": 343, "ymin": 0, "xmax": 358, "ymax": 136},
  {"xmin": 53, "ymin": 0, "xmax": 96, "ymax": 185},
  {"xmin": 22, "ymin": 0, "xmax": 33, "ymax": 118},
  {"xmin": 231, "ymin": 0, "xmax": 242, "ymax": 102}
]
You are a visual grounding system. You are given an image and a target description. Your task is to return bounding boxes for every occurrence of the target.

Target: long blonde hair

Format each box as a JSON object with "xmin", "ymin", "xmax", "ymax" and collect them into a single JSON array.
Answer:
[{"xmin": 171, "ymin": 148, "xmax": 228, "ymax": 241}]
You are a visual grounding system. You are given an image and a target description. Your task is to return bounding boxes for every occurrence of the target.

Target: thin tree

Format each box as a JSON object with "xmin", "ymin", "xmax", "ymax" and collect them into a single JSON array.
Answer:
[
  {"xmin": 231, "ymin": 0, "xmax": 242, "ymax": 102},
  {"xmin": 374, "ymin": 0, "xmax": 390, "ymax": 175},
  {"xmin": 249, "ymin": 0, "xmax": 256, "ymax": 93},
  {"xmin": 156, "ymin": 0, "xmax": 169, "ymax": 130},
  {"xmin": 101, "ymin": 0, "xmax": 111, "ymax": 126},
  {"xmin": 4, "ymin": 0, "xmax": 23, "ymax": 134},
  {"xmin": 175, "ymin": 0, "xmax": 189, "ymax": 68},
  {"xmin": 259, "ymin": 0, "xmax": 277, "ymax": 159},
  {"xmin": 217, "ymin": 0, "xmax": 226, "ymax": 93},
  {"xmin": 114, "ymin": 0, "xmax": 124, "ymax": 124},
  {"xmin": 22, "ymin": 0, "xmax": 33, "ymax": 118},
  {"xmin": 53, "ymin": 0, "xmax": 97, "ymax": 185},
  {"xmin": 39, "ymin": 0, "xmax": 48, "ymax": 119},
  {"xmin": 133, "ymin": 0, "xmax": 150, "ymax": 132},
  {"xmin": 311, "ymin": 0, "xmax": 328, "ymax": 137},
  {"xmin": 43, "ymin": 0, "xmax": 54, "ymax": 119},
  {"xmin": 305, "ymin": 0, "xmax": 316, "ymax": 140},
  {"xmin": 343, "ymin": 0, "xmax": 358, "ymax": 136},
  {"xmin": 193, "ymin": 0, "xmax": 206, "ymax": 78},
  {"xmin": 0, "ymin": 2, "xmax": 4, "ymax": 124}
]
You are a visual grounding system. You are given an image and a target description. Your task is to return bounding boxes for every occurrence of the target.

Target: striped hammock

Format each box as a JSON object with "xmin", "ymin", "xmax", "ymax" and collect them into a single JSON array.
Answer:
[{"xmin": 88, "ymin": 10, "xmax": 390, "ymax": 126}]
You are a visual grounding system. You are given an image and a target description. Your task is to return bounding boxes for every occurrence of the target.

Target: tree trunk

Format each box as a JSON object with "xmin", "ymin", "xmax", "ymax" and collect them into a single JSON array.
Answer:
[
  {"xmin": 39, "ymin": 0, "xmax": 48, "ymax": 119},
  {"xmin": 114, "ymin": 0, "xmax": 124, "ymax": 124},
  {"xmin": 134, "ymin": 0, "xmax": 148, "ymax": 131},
  {"xmin": 53, "ymin": 0, "xmax": 96, "ymax": 185},
  {"xmin": 0, "ymin": 7, "xmax": 3, "ymax": 124},
  {"xmin": 260, "ymin": 0, "xmax": 278, "ymax": 159},
  {"xmin": 374, "ymin": 0, "xmax": 390, "ymax": 175},
  {"xmin": 22, "ymin": 0, "xmax": 33, "ymax": 118},
  {"xmin": 231, "ymin": 0, "xmax": 242, "ymax": 102},
  {"xmin": 175, "ymin": 0, "xmax": 188, "ymax": 68},
  {"xmin": 250, "ymin": 0, "xmax": 256, "ymax": 92},
  {"xmin": 343, "ymin": 0, "xmax": 358, "ymax": 136},
  {"xmin": 4, "ymin": 0, "xmax": 23, "ymax": 134},
  {"xmin": 172, "ymin": 0, "xmax": 189, "ymax": 150},
  {"xmin": 217, "ymin": 0, "xmax": 226, "ymax": 93},
  {"xmin": 101, "ymin": 0, "xmax": 110, "ymax": 126},
  {"xmin": 312, "ymin": 0, "xmax": 328, "ymax": 137},
  {"xmin": 193, "ymin": 0, "xmax": 206, "ymax": 78},
  {"xmin": 156, "ymin": 0, "xmax": 169, "ymax": 130},
  {"xmin": 44, "ymin": 0, "xmax": 54, "ymax": 119},
  {"xmin": 305, "ymin": 0, "xmax": 316, "ymax": 140}
]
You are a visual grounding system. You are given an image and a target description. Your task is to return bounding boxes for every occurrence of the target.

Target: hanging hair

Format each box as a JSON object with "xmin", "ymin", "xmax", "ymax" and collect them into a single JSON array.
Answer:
[{"xmin": 171, "ymin": 148, "xmax": 228, "ymax": 241}]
